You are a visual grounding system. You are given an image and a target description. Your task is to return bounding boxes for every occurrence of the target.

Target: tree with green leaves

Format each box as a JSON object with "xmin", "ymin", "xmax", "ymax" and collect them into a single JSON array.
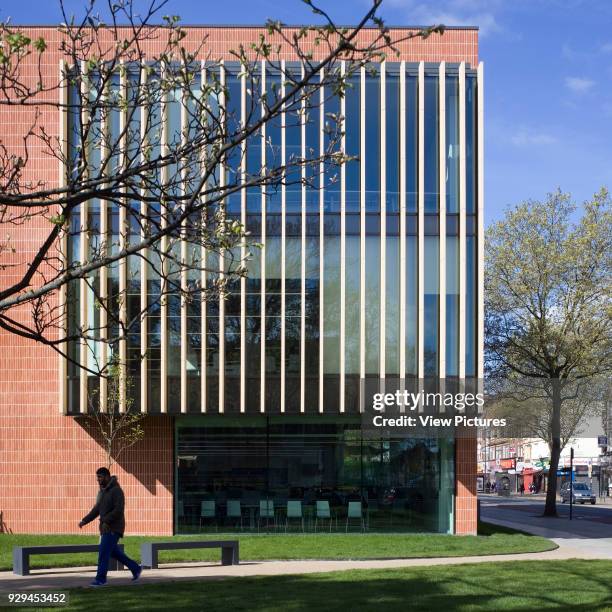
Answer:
[{"xmin": 486, "ymin": 189, "xmax": 612, "ymax": 516}]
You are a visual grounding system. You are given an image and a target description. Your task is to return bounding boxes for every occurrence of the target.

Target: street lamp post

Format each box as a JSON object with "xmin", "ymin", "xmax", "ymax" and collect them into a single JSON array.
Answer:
[{"xmin": 569, "ymin": 447, "xmax": 574, "ymax": 521}]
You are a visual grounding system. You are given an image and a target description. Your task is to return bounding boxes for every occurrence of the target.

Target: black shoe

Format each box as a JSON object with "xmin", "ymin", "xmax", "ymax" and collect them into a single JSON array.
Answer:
[{"xmin": 132, "ymin": 565, "xmax": 142, "ymax": 581}]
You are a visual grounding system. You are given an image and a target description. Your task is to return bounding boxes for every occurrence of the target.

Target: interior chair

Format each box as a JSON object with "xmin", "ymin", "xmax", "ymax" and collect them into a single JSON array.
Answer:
[
  {"xmin": 285, "ymin": 500, "xmax": 304, "ymax": 532},
  {"xmin": 199, "ymin": 500, "xmax": 217, "ymax": 531},
  {"xmin": 314, "ymin": 500, "xmax": 333, "ymax": 532},
  {"xmin": 226, "ymin": 499, "xmax": 243, "ymax": 530},
  {"xmin": 346, "ymin": 501, "xmax": 365, "ymax": 532},
  {"xmin": 258, "ymin": 499, "xmax": 275, "ymax": 531}
]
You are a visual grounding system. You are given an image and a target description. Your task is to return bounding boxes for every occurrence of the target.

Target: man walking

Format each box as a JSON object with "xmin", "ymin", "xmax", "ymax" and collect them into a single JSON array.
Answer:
[{"xmin": 79, "ymin": 467, "xmax": 142, "ymax": 586}]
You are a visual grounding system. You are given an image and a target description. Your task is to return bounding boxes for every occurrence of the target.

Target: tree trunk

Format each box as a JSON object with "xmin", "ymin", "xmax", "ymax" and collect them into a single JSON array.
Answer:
[{"xmin": 543, "ymin": 382, "xmax": 562, "ymax": 517}]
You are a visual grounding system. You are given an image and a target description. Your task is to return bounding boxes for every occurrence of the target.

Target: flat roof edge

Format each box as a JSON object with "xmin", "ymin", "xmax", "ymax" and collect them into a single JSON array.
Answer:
[{"xmin": 8, "ymin": 23, "xmax": 480, "ymax": 30}]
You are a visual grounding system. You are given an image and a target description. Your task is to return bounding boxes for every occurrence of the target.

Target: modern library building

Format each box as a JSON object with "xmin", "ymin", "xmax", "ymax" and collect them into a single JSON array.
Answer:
[{"xmin": 0, "ymin": 25, "xmax": 482, "ymax": 535}]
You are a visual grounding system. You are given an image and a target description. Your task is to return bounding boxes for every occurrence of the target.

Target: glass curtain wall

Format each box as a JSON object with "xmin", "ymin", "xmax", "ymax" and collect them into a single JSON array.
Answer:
[
  {"xmin": 344, "ymin": 73, "xmax": 360, "ymax": 409},
  {"xmin": 385, "ymin": 68, "xmax": 400, "ymax": 379},
  {"xmin": 405, "ymin": 71, "xmax": 418, "ymax": 377},
  {"xmin": 323, "ymin": 87, "xmax": 341, "ymax": 407},
  {"xmin": 465, "ymin": 74, "xmax": 478, "ymax": 375},
  {"xmin": 176, "ymin": 417, "xmax": 454, "ymax": 534},
  {"xmin": 64, "ymin": 62, "xmax": 480, "ymax": 416},
  {"xmin": 445, "ymin": 74, "xmax": 460, "ymax": 377},
  {"xmin": 364, "ymin": 69, "xmax": 380, "ymax": 378},
  {"xmin": 245, "ymin": 65, "xmax": 262, "ymax": 410},
  {"xmin": 284, "ymin": 67, "xmax": 302, "ymax": 412},
  {"xmin": 85, "ymin": 72, "xmax": 102, "ymax": 404},
  {"xmin": 304, "ymin": 87, "xmax": 320, "ymax": 412}
]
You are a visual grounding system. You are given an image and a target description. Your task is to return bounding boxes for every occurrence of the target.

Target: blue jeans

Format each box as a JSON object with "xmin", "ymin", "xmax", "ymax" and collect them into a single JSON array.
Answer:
[{"xmin": 96, "ymin": 532, "xmax": 139, "ymax": 582}]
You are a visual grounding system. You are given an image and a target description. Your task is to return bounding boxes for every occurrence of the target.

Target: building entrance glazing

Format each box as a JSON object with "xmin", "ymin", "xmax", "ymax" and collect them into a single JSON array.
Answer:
[{"xmin": 176, "ymin": 417, "xmax": 454, "ymax": 533}]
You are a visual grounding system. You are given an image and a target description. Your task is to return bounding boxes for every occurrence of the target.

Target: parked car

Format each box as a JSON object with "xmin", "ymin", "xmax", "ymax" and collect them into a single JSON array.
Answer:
[{"xmin": 560, "ymin": 482, "xmax": 596, "ymax": 505}]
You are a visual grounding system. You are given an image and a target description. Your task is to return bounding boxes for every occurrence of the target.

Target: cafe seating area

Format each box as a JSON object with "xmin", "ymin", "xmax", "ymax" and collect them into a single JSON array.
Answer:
[{"xmin": 177, "ymin": 487, "xmax": 424, "ymax": 533}]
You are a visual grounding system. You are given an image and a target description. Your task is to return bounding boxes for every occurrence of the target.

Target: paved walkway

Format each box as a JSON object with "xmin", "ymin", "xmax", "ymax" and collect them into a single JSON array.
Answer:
[
  {"xmin": 480, "ymin": 495, "xmax": 612, "ymax": 559},
  {"xmin": 1, "ymin": 540, "xmax": 610, "ymax": 592}
]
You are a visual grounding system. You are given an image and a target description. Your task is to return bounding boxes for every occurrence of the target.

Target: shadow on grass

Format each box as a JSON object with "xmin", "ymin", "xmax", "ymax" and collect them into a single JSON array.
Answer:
[
  {"xmin": 477, "ymin": 521, "xmax": 534, "ymax": 537},
  {"xmin": 58, "ymin": 560, "xmax": 612, "ymax": 612}
]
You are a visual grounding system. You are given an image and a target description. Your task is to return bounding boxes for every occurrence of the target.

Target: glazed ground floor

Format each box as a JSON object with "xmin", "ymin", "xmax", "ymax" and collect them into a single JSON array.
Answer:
[{"xmin": 0, "ymin": 413, "xmax": 476, "ymax": 535}]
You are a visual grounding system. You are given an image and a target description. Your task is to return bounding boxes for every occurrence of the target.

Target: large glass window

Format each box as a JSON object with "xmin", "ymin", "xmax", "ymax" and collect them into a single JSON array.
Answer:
[
  {"xmin": 244, "ymin": 237, "xmax": 261, "ymax": 410},
  {"xmin": 385, "ymin": 227, "xmax": 400, "ymax": 378},
  {"xmin": 85, "ymin": 74, "xmax": 102, "ymax": 403},
  {"xmin": 424, "ymin": 236, "xmax": 439, "ymax": 376},
  {"xmin": 365, "ymin": 234, "xmax": 380, "ymax": 377},
  {"xmin": 265, "ymin": 232, "xmax": 282, "ymax": 409},
  {"xmin": 64, "ymin": 60, "xmax": 479, "ymax": 417},
  {"xmin": 345, "ymin": 74, "xmax": 360, "ymax": 213},
  {"xmin": 304, "ymin": 229, "xmax": 320, "ymax": 412},
  {"xmin": 446, "ymin": 236, "xmax": 459, "ymax": 376},
  {"xmin": 405, "ymin": 234, "xmax": 418, "ymax": 377},
  {"xmin": 67, "ymin": 212, "xmax": 81, "ymax": 411},
  {"xmin": 405, "ymin": 72, "xmax": 418, "ymax": 213},
  {"xmin": 365, "ymin": 71, "xmax": 380, "ymax": 212},
  {"xmin": 266, "ymin": 72, "xmax": 282, "ymax": 213},
  {"xmin": 164, "ymin": 82, "xmax": 183, "ymax": 412},
  {"xmin": 424, "ymin": 76, "xmax": 439, "ymax": 213},
  {"xmin": 304, "ymin": 93, "xmax": 319, "ymax": 214},
  {"xmin": 323, "ymin": 88, "xmax": 341, "ymax": 405},
  {"xmin": 323, "ymin": 234, "xmax": 340, "ymax": 404},
  {"xmin": 304, "ymin": 87, "xmax": 320, "ymax": 412},
  {"xmin": 206, "ymin": 250, "xmax": 220, "ymax": 411},
  {"xmin": 466, "ymin": 75, "xmax": 477, "ymax": 215},
  {"xmin": 176, "ymin": 417, "xmax": 454, "ymax": 534},
  {"xmin": 224, "ymin": 249, "xmax": 241, "ymax": 412},
  {"xmin": 344, "ymin": 231, "xmax": 360, "ymax": 408},
  {"xmin": 385, "ymin": 70, "xmax": 400, "ymax": 213},
  {"xmin": 344, "ymin": 74, "xmax": 361, "ymax": 409},
  {"xmin": 324, "ymin": 89, "xmax": 341, "ymax": 211},
  {"xmin": 225, "ymin": 70, "xmax": 242, "ymax": 215},
  {"xmin": 246, "ymin": 70, "xmax": 262, "ymax": 215},
  {"xmin": 285, "ymin": 68, "xmax": 302, "ymax": 215},
  {"xmin": 466, "ymin": 236, "xmax": 477, "ymax": 377},
  {"xmin": 285, "ymin": 234, "xmax": 301, "ymax": 411},
  {"xmin": 445, "ymin": 76, "xmax": 459, "ymax": 213}
]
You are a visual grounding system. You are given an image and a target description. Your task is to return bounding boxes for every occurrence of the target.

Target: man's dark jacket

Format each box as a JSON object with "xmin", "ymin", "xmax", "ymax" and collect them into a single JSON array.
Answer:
[{"xmin": 81, "ymin": 476, "xmax": 126, "ymax": 537}]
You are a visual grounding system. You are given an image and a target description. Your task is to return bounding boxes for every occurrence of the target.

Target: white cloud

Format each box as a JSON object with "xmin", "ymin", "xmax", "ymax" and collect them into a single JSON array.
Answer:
[
  {"xmin": 561, "ymin": 43, "xmax": 588, "ymax": 61},
  {"xmin": 510, "ymin": 129, "xmax": 557, "ymax": 147},
  {"xmin": 564, "ymin": 76, "xmax": 595, "ymax": 93},
  {"xmin": 383, "ymin": 0, "xmax": 502, "ymax": 36}
]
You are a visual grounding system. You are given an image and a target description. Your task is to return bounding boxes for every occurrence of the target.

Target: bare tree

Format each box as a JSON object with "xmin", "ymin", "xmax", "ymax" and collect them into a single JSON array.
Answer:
[
  {"xmin": 0, "ymin": 0, "xmax": 444, "ymax": 382},
  {"xmin": 82, "ymin": 360, "xmax": 145, "ymax": 467}
]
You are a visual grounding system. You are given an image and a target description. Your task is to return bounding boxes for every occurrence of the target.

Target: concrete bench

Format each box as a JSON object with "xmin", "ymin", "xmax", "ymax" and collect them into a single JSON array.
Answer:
[
  {"xmin": 13, "ymin": 544, "xmax": 125, "ymax": 576},
  {"xmin": 140, "ymin": 540, "xmax": 239, "ymax": 569}
]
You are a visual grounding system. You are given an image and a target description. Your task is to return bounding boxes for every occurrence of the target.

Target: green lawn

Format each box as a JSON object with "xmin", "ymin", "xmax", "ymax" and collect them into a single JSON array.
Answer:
[
  {"xmin": 0, "ymin": 523, "xmax": 554, "ymax": 571},
  {"xmin": 15, "ymin": 560, "xmax": 612, "ymax": 611}
]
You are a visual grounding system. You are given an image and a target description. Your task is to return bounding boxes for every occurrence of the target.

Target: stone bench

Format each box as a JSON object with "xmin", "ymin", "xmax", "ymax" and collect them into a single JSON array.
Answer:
[
  {"xmin": 140, "ymin": 540, "xmax": 239, "ymax": 569},
  {"xmin": 13, "ymin": 544, "xmax": 125, "ymax": 576}
]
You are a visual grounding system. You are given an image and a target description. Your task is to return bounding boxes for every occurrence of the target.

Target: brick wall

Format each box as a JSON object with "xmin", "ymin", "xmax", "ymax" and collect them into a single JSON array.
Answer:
[
  {"xmin": 455, "ymin": 433, "xmax": 478, "ymax": 535},
  {"xmin": 0, "ymin": 407, "xmax": 174, "ymax": 535}
]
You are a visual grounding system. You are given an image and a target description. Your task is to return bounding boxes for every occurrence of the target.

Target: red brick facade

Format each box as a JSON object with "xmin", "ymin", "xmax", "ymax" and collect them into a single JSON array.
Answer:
[
  {"xmin": 455, "ymin": 434, "xmax": 478, "ymax": 535},
  {"xmin": 0, "ymin": 25, "xmax": 478, "ymax": 536}
]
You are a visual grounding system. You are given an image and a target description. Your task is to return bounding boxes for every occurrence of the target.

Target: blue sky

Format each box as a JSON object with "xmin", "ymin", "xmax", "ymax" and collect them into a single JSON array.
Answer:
[{"xmin": 4, "ymin": 0, "xmax": 612, "ymax": 224}]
